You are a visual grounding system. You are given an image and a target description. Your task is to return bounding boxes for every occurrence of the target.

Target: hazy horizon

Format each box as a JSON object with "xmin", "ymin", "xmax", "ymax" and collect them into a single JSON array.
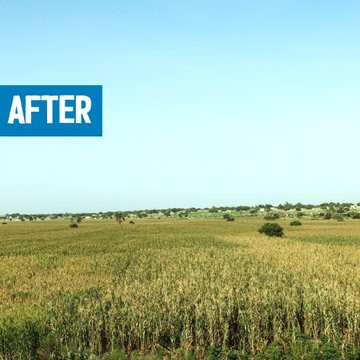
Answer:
[
  {"xmin": 1, "ymin": 200, "xmax": 359, "ymax": 217},
  {"xmin": 1, "ymin": 1, "xmax": 360, "ymax": 213}
]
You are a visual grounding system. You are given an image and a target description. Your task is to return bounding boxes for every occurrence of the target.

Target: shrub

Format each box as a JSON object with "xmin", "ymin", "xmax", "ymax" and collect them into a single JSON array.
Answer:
[
  {"xmin": 227, "ymin": 217, "xmax": 235, "ymax": 222},
  {"xmin": 264, "ymin": 213, "xmax": 280, "ymax": 220},
  {"xmin": 69, "ymin": 223, "xmax": 78, "ymax": 229},
  {"xmin": 258, "ymin": 223, "xmax": 284, "ymax": 237},
  {"xmin": 290, "ymin": 220, "xmax": 302, "ymax": 226},
  {"xmin": 129, "ymin": 220, "xmax": 135, "ymax": 224}
]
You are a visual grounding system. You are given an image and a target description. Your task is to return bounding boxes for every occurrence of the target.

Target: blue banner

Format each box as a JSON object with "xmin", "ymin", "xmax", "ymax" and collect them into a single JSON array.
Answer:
[{"xmin": 0, "ymin": 85, "xmax": 102, "ymax": 136}]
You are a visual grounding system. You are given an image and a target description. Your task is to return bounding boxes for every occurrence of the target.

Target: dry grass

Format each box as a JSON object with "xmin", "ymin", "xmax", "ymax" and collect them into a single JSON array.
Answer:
[{"xmin": 0, "ymin": 218, "xmax": 359, "ymax": 358}]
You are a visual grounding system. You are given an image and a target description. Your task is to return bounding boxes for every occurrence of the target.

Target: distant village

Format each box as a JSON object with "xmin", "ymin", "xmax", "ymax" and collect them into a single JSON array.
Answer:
[{"xmin": 2, "ymin": 202, "xmax": 360, "ymax": 223}]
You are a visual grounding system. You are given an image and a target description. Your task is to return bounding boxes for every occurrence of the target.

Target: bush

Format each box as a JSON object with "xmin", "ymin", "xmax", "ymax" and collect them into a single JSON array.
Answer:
[
  {"xmin": 258, "ymin": 223, "xmax": 284, "ymax": 237},
  {"xmin": 223, "ymin": 213, "xmax": 235, "ymax": 222},
  {"xmin": 290, "ymin": 220, "xmax": 302, "ymax": 226},
  {"xmin": 323, "ymin": 212, "xmax": 332, "ymax": 220},
  {"xmin": 264, "ymin": 213, "xmax": 280, "ymax": 220},
  {"xmin": 129, "ymin": 220, "xmax": 135, "ymax": 224},
  {"xmin": 69, "ymin": 223, "xmax": 78, "ymax": 228}
]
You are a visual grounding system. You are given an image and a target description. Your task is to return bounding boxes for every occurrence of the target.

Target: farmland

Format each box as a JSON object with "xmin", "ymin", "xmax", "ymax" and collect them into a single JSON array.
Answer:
[{"xmin": 0, "ymin": 217, "xmax": 359, "ymax": 359}]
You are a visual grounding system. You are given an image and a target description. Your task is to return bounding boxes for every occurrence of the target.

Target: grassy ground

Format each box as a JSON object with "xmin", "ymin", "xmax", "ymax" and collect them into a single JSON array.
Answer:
[{"xmin": 0, "ymin": 218, "xmax": 359, "ymax": 359}]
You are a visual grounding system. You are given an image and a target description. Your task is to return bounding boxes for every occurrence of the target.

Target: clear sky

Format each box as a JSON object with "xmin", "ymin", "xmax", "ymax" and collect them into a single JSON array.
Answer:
[{"xmin": 0, "ymin": 1, "xmax": 360, "ymax": 213}]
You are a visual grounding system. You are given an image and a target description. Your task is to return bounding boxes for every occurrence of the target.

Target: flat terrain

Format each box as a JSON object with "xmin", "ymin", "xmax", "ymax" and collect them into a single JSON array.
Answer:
[{"xmin": 0, "ymin": 218, "xmax": 359, "ymax": 359}]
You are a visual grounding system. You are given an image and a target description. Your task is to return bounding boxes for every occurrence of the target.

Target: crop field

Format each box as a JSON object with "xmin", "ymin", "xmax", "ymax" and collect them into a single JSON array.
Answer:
[{"xmin": 0, "ymin": 218, "xmax": 359, "ymax": 359}]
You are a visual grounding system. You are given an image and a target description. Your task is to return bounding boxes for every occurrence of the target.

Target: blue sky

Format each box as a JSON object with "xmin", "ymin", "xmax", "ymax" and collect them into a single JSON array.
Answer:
[{"xmin": 0, "ymin": 1, "xmax": 360, "ymax": 213}]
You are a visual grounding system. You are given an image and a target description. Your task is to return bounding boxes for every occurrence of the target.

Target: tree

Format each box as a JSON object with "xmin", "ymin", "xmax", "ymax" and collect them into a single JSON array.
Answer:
[
  {"xmin": 114, "ymin": 212, "xmax": 125, "ymax": 225},
  {"xmin": 282, "ymin": 202, "xmax": 293, "ymax": 211},
  {"xmin": 236, "ymin": 206, "xmax": 250, "ymax": 211},
  {"xmin": 258, "ymin": 223, "xmax": 284, "ymax": 237}
]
